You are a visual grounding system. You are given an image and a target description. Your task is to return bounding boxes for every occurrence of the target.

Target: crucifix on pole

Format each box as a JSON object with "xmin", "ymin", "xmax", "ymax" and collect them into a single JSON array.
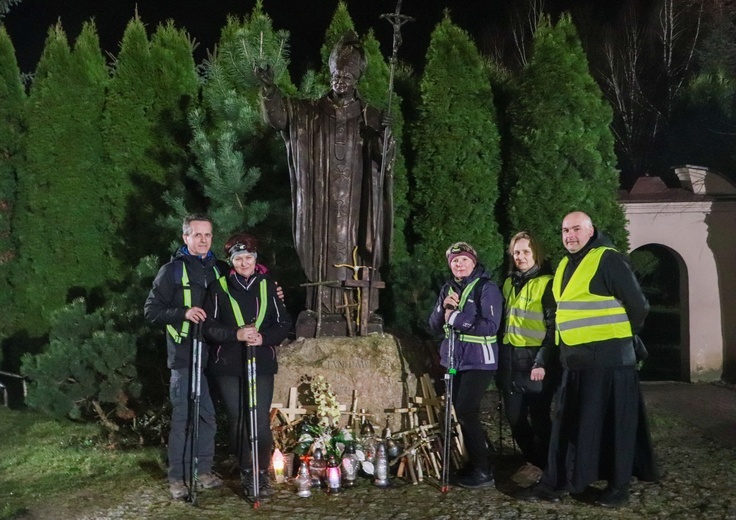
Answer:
[{"xmin": 367, "ymin": 0, "xmax": 414, "ymax": 317}]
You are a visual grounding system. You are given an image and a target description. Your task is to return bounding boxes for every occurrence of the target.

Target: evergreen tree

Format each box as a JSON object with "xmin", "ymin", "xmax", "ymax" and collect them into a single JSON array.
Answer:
[
  {"xmin": 21, "ymin": 298, "xmax": 140, "ymax": 430},
  {"xmin": 315, "ymin": 1, "xmax": 356, "ymax": 94},
  {"xmin": 411, "ymin": 15, "xmax": 503, "ymax": 286},
  {"xmin": 667, "ymin": 71, "xmax": 736, "ymax": 179},
  {"xmin": 0, "ymin": 0, "xmax": 21, "ymax": 22},
  {"xmin": 162, "ymin": 2, "xmax": 292, "ymax": 257},
  {"xmin": 0, "ymin": 26, "xmax": 25, "ymax": 335},
  {"xmin": 14, "ymin": 22, "xmax": 112, "ymax": 333},
  {"xmin": 358, "ymin": 28, "xmax": 412, "ymax": 328},
  {"xmin": 106, "ymin": 19, "xmax": 199, "ymax": 262},
  {"xmin": 103, "ymin": 16, "xmax": 159, "ymax": 259},
  {"xmin": 505, "ymin": 14, "xmax": 627, "ymax": 263}
]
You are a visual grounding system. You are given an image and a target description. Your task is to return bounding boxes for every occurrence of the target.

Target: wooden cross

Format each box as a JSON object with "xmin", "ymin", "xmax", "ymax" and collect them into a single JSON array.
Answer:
[
  {"xmin": 272, "ymin": 387, "xmax": 307, "ymax": 422},
  {"xmin": 343, "ymin": 266, "xmax": 385, "ymax": 336}
]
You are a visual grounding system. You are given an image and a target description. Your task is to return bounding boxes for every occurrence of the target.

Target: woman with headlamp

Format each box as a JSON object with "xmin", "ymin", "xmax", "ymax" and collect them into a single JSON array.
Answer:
[
  {"xmin": 203, "ymin": 232, "xmax": 291, "ymax": 500},
  {"xmin": 428, "ymin": 241, "xmax": 503, "ymax": 489}
]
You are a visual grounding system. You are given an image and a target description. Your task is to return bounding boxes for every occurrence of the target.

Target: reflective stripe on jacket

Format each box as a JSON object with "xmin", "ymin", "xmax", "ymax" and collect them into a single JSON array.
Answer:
[
  {"xmin": 502, "ymin": 274, "xmax": 552, "ymax": 347},
  {"xmin": 166, "ymin": 264, "xmax": 221, "ymax": 343},
  {"xmin": 218, "ymin": 276, "xmax": 268, "ymax": 329},
  {"xmin": 552, "ymin": 247, "xmax": 632, "ymax": 346},
  {"xmin": 444, "ymin": 278, "xmax": 497, "ymax": 363}
]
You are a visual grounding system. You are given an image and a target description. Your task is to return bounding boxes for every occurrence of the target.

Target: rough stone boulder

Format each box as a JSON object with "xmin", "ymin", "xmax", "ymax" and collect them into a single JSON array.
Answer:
[{"xmin": 273, "ymin": 334, "xmax": 419, "ymax": 429}]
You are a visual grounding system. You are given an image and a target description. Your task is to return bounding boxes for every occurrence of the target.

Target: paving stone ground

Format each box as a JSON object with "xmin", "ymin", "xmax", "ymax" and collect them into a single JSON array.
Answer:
[
  {"xmin": 27, "ymin": 383, "xmax": 716, "ymax": 520},
  {"xmin": 20, "ymin": 382, "xmax": 736, "ymax": 520}
]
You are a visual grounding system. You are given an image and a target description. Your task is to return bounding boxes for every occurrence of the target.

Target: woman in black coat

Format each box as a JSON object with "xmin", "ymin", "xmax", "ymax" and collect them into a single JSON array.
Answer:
[{"xmin": 203, "ymin": 233, "xmax": 291, "ymax": 500}]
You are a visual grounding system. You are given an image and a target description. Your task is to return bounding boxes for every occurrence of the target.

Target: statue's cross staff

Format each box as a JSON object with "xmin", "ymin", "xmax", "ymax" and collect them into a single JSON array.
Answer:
[{"xmin": 369, "ymin": 0, "xmax": 414, "ymax": 316}]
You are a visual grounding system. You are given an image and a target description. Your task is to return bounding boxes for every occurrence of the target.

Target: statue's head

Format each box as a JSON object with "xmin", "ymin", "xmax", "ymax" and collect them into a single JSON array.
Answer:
[{"xmin": 329, "ymin": 31, "xmax": 366, "ymax": 96}]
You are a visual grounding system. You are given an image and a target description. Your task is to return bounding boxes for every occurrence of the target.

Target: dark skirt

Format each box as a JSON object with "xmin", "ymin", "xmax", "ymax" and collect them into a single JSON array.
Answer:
[{"xmin": 541, "ymin": 365, "xmax": 659, "ymax": 493}]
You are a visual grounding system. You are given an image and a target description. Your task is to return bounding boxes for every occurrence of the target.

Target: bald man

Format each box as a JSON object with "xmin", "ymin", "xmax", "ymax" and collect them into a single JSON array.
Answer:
[{"xmin": 516, "ymin": 211, "xmax": 658, "ymax": 508}]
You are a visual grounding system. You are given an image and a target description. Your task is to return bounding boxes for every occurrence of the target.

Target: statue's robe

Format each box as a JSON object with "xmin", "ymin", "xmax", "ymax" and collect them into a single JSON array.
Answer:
[{"xmin": 262, "ymin": 92, "xmax": 394, "ymax": 314}]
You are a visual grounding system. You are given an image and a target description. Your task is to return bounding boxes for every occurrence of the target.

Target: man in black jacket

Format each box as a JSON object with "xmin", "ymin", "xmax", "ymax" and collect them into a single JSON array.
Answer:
[
  {"xmin": 516, "ymin": 211, "xmax": 658, "ymax": 508},
  {"xmin": 144, "ymin": 214, "xmax": 224, "ymax": 500}
]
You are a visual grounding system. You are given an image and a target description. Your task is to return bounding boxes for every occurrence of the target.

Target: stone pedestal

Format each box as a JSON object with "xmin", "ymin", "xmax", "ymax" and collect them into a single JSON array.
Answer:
[
  {"xmin": 273, "ymin": 334, "xmax": 416, "ymax": 429},
  {"xmin": 295, "ymin": 310, "xmax": 383, "ymax": 338}
]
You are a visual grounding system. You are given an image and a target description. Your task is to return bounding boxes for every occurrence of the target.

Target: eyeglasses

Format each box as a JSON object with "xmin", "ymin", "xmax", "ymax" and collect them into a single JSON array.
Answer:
[{"xmin": 228, "ymin": 243, "xmax": 257, "ymax": 259}]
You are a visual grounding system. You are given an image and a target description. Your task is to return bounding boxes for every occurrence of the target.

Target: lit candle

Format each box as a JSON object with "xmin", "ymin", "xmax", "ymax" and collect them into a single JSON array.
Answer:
[{"xmin": 273, "ymin": 448, "xmax": 285, "ymax": 484}]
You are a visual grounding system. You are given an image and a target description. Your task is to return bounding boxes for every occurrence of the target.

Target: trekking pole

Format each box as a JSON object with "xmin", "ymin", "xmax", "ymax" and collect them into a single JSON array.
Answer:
[
  {"xmin": 440, "ymin": 326, "xmax": 456, "ymax": 493},
  {"xmin": 246, "ymin": 338, "xmax": 261, "ymax": 509},
  {"xmin": 188, "ymin": 322, "xmax": 203, "ymax": 505}
]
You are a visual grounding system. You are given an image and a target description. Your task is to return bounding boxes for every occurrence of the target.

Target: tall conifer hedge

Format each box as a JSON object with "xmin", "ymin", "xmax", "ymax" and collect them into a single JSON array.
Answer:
[
  {"xmin": 0, "ymin": 26, "xmax": 25, "ymax": 335},
  {"xmin": 411, "ymin": 16, "xmax": 503, "ymax": 279},
  {"xmin": 15, "ymin": 22, "xmax": 112, "ymax": 333},
  {"xmin": 504, "ymin": 15, "xmax": 628, "ymax": 262}
]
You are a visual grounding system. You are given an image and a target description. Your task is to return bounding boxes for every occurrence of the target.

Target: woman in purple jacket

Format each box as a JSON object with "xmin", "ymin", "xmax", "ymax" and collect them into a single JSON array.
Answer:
[{"xmin": 428, "ymin": 242, "xmax": 504, "ymax": 489}]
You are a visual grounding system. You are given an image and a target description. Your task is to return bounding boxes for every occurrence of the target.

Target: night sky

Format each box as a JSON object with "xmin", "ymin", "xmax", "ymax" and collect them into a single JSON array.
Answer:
[{"xmin": 3, "ymin": 0, "xmax": 637, "ymax": 76}]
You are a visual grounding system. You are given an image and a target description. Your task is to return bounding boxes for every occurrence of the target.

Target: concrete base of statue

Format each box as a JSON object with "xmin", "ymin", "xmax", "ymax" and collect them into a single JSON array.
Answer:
[
  {"xmin": 273, "ymin": 334, "xmax": 419, "ymax": 430},
  {"xmin": 294, "ymin": 310, "xmax": 383, "ymax": 338}
]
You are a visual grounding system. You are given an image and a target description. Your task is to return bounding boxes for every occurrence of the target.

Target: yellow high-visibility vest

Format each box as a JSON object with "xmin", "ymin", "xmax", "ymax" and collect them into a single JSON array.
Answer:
[
  {"xmin": 552, "ymin": 247, "xmax": 632, "ymax": 346},
  {"xmin": 502, "ymin": 275, "xmax": 552, "ymax": 347}
]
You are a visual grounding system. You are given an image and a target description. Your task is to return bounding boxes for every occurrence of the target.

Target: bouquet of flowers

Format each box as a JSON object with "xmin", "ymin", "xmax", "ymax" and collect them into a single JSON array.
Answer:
[{"xmin": 293, "ymin": 375, "xmax": 355, "ymax": 457}]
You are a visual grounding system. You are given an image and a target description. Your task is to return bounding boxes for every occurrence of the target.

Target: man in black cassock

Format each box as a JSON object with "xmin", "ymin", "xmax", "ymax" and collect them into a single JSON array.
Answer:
[{"xmin": 516, "ymin": 211, "xmax": 658, "ymax": 508}]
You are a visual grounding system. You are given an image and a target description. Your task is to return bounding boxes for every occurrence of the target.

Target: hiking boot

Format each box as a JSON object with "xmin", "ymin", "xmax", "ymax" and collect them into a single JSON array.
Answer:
[
  {"xmin": 457, "ymin": 468, "xmax": 495, "ymax": 489},
  {"xmin": 514, "ymin": 483, "xmax": 565, "ymax": 503},
  {"xmin": 455, "ymin": 463, "xmax": 474, "ymax": 478},
  {"xmin": 241, "ymin": 469, "xmax": 272, "ymax": 500},
  {"xmin": 197, "ymin": 472, "xmax": 223, "ymax": 490},
  {"xmin": 258, "ymin": 471, "xmax": 273, "ymax": 498},
  {"xmin": 595, "ymin": 485, "xmax": 630, "ymax": 508},
  {"xmin": 169, "ymin": 481, "xmax": 189, "ymax": 500}
]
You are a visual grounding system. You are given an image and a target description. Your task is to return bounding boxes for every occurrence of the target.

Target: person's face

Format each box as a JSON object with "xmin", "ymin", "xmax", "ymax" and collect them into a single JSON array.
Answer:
[
  {"xmin": 512, "ymin": 238, "xmax": 536, "ymax": 273},
  {"xmin": 450, "ymin": 254, "xmax": 476, "ymax": 280},
  {"xmin": 561, "ymin": 213, "xmax": 594, "ymax": 254},
  {"xmin": 232, "ymin": 253, "xmax": 257, "ymax": 278},
  {"xmin": 183, "ymin": 220, "xmax": 213, "ymax": 257},
  {"xmin": 331, "ymin": 70, "xmax": 356, "ymax": 97}
]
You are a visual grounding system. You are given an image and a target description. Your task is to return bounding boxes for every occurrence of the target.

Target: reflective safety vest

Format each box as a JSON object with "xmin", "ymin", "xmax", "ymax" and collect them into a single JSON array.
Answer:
[
  {"xmin": 167, "ymin": 263, "xmax": 221, "ymax": 344},
  {"xmin": 552, "ymin": 247, "xmax": 632, "ymax": 346},
  {"xmin": 502, "ymin": 274, "xmax": 552, "ymax": 347},
  {"xmin": 444, "ymin": 278, "xmax": 498, "ymax": 346},
  {"xmin": 219, "ymin": 276, "xmax": 268, "ymax": 329}
]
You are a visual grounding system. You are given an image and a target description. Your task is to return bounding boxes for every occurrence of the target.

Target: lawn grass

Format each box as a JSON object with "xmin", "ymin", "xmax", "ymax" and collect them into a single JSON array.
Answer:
[{"xmin": 0, "ymin": 407, "xmax": 164, "ymax": 519}]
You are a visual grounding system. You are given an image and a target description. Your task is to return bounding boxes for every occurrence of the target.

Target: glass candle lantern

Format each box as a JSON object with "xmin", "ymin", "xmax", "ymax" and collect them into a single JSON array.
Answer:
[
  {"xmin": 309, "ymin": 448, "xmax": 327, "ymax": 488},
  {"xmin": 382, "ymin": 422, "xmax": 400, "ymax": 459},
  {"xmin": 326, "ymin": 454, "xmax": 342, "ymax": 494},
  {"xmin": 272, "ymin": 448, "xmax": 285, "ymax": 484},
  {"xmin": 341, "ymin": 441, "xmax": 359, "ymax": 487},
  {"xmin": 360, "ymin": 420, "xmax": 377, "ymax": 465},
  {"xmin": 373, "ymin": 442, "xmax": 390, "ymax": 487},
  {"xmin": 295, "ymin": 460, "xmax": 312, "ymax": 498}
]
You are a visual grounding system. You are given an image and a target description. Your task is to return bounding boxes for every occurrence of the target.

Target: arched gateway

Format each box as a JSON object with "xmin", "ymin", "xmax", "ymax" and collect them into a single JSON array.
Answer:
[{"xmin": 620, "ymin": 166, "xmax": 736, "ymax": 382}]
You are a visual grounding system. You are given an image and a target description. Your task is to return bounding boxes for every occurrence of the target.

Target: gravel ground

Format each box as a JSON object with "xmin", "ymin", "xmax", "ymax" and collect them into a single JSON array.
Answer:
[{"xmin": 20, "ymin": 383, "xmax": 736, "ymax": 520}]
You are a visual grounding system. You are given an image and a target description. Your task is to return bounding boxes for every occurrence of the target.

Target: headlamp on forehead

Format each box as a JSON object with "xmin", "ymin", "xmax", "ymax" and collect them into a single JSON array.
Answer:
[{"xmin": 228, "ymin": 243, "xmax": 257, "ymax": 262}]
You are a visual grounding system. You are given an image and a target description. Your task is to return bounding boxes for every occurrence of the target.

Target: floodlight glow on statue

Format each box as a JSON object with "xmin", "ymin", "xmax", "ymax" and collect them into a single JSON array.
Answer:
[{"xmin": 256, "ymin": 31, "xmax": 396, "ymax": 336}]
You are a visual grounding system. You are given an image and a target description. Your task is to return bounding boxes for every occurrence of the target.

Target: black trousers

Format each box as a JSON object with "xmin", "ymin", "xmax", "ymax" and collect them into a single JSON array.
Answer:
[
  {"xmin": 503, "ymin": 386, "xmax": 554, "ymax": 468},
  {"xmin": 452, "ymin": 370, "xmax": 495, "ymax": 473},
  {"xmin": 213, "ymin": 373, "xmax": 274, "ymax": 472}
]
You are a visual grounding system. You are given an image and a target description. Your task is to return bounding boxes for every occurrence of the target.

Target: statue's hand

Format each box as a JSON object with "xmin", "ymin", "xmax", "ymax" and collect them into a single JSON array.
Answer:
[
  {"xmin": 381, "ymin": 111, "xmax": 394, "ymax": 129},
  {"xmin": 254, "ymin": 65, "xmax": 276, "ymax": 95}
]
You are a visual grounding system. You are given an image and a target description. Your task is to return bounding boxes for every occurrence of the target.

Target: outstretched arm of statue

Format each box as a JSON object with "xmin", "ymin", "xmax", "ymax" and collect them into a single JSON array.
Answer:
[{"xmin": 254, "ymin": 65, "xmax": 288, "ymax": 130}]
